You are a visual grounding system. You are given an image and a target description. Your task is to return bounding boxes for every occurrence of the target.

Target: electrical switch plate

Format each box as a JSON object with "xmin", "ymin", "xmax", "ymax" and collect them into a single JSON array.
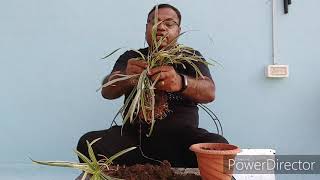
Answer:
[{"xmin": 266, "ymin": 65, "xmax": 289, "ymax": 78}]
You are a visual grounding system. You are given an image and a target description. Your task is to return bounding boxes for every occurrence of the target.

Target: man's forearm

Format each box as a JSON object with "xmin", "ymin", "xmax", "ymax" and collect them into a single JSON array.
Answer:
[
  {"xmin": 181, "ymin": 76, "xmax": 215, "ymax": 103},
  {"xmin": 101, "ymin": 72, "xmax": 133, "ymax": 99}
]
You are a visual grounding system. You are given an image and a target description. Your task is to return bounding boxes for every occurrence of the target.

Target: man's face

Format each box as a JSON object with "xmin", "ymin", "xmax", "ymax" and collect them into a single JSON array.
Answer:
[{"xmin": 145, "ymin": 7, "xmax": 181, "ymax": 49}]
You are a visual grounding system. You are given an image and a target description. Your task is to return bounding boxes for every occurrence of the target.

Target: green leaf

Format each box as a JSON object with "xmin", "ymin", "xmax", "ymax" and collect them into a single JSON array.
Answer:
[
  {"xmin": 130, "ymin": 49, "xmax": 146, "ymax": 61},
  {"xmin": 120, "ymin": 86, "xmax": 137, "ymax": 135},
  {"xmin": 101, "ymin": 48, "xmax": 122, "ymax": 59},
  {"xmin": 81, "ymin": 172, "xmax": 88, "ymax": 180},
  {"xmin": 86, "ymin": 140, "xmax": 99, "ymax": 168},
  {"xmin": 105, "ymin": 147, "xmax": 137, "ymax": 165},
  {"xmin": 151, "ymin": 5, "xmax": 159, "ymax": 51},
  {"xmin": 31, "ymin": 139, "xmax": 135, "ymax": 180},
  {"xmin": 129, "ymin": 88, "xmax": 141, "ymax": 123},
  {"xmin": 96, "ymin": 74, "xmax": 139, "ymax": 92},
  {"xmin": 147, "ymin": 88, "xmax": 156, "ymax": 137},
  {"xmin": 31, "ymin": 159, "xmax": 90, "ymax": 171},
  {"xmin": 74, "ymin": 149, "xmax": 96, "ymax": 170}
]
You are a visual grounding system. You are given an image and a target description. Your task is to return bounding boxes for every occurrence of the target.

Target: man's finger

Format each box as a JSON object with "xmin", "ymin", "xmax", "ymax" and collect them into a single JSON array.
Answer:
[
  {"xmin": 148, "ymin": 66, "xmax": 172, "ymax": 76},
  {"xmin": 128, "ymin": 66, "xmax": 145, "ymax": 74},
  {"xmin": 151, "ymin": 71, "xmax": 169, "ymax": 81},
  {"xmin": 128, "ymin": 59, "xmax": 147, "ymax": 68},
  {"xmin": 155, "ymin": 80, "xmax": 166, "ymax": 91}
]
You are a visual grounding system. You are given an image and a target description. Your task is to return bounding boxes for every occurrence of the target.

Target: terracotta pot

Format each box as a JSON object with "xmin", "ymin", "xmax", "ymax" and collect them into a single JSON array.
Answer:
[{"xmin": 190, "ymin": 143, "xmax": 240, "ymax": 180}]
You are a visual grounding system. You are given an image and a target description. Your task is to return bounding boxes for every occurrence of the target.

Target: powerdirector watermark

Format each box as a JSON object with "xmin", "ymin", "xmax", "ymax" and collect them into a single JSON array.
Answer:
[{"xmin": 224, "ymin": 155, "xmax": 320, "ymax": 174}]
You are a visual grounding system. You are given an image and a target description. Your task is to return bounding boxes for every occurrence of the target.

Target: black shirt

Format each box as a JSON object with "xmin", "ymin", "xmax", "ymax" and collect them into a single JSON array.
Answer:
[{"xmin": 111, "ymin": 47, "xmax": 212, "ymax": 133}]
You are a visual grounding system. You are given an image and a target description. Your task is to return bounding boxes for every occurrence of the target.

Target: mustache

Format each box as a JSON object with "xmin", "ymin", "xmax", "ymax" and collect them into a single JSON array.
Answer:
[{"xmin": 156, "ymin": 33, "xmax": 168, "ymax": 37}]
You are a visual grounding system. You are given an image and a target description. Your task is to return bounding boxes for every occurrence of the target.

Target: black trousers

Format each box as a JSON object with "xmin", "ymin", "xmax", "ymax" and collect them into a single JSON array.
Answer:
[{"xmin": 76, "ymin": 125, "xmax": 228, "ymax": 168}]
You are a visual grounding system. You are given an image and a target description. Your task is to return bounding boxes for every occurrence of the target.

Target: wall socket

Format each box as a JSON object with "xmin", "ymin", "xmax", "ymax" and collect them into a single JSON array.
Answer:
[{"xmin": 266, "ymin": 65, "xmax": 289, "ymax": 78}]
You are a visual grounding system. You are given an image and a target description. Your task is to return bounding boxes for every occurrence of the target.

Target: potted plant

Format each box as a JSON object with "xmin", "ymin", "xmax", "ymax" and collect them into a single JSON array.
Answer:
[
  {"xmin": 32, "ymin": 138, "xmax": 136, "ymax": 180},
  {"xmin": 32, "ymin": 138, "xmax": 202, "ymax": 180},
  {"xmin": 189, "ymin": 143, "xmax": 240, "ymax": 180}
]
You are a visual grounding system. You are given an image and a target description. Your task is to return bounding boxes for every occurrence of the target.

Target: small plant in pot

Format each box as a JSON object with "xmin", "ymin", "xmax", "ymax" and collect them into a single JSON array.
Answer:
[
  {"xmin": 189, "ymin": 143, "xmax": 240, "ymax": 180},
  {"xmin": 32, "ymin": 138, "xmax": 137, "ymax": 180},
  {"xmin": 32, "ymin": 138, "xmax": 202, "ymax": 180}
]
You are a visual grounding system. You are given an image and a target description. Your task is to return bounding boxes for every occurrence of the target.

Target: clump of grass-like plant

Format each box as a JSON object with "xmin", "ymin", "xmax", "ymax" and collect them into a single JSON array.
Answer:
[
  {"xmin": 99, "ymin": 5, "xmax": 212, "ymax": 136},
  {"xmin": 31, "ymin": 138, "xmax": 136, "ymax": 180}
]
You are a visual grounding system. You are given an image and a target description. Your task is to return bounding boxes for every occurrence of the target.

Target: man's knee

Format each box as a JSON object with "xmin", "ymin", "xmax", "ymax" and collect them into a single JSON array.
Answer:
[
  {"xmin": 77, "ymin": 132, "xmax": 93, "ymax": 153},
  {"xmin": 214, "ymin": 134, "xmax": 229, "ymax": 144},
  {"xmin": 77, "ymin": 130, "xmax": 105, "ymax": 153},
  {"xmin": 187, "ymin": 127, "xmax": 229, "ymax": 144}
]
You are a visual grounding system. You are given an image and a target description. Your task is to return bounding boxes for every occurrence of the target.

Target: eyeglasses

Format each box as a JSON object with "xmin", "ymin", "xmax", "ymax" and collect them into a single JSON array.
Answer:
[{"xmin": 148, "ymin": 19, "xmax": 179, "ymax": 29}]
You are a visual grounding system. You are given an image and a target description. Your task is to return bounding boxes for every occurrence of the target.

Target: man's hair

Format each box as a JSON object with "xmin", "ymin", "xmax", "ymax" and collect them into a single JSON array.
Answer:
[{"xmin": 147, "ymin": 4, "xmax": 181, "ymax": 26}]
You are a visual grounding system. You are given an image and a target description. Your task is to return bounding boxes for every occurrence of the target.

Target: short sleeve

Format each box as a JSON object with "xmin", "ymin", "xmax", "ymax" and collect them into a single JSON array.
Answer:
[
  {"xmin": 111, "ymin": 51, "xmax": 131, "ymax": 73},
  {"xmin": 111, "ymin": 48, "xmax": 148, "ymax": 73},
  {"xmin": 185, "ymin": 50, "xmax": 213, "ymax": 80}
]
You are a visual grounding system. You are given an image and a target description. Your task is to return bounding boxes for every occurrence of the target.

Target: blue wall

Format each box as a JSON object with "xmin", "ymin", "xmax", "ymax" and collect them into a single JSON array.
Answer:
[{"xmin": 1, "ymin": 0, "xmax": 319, "ymax": 179}]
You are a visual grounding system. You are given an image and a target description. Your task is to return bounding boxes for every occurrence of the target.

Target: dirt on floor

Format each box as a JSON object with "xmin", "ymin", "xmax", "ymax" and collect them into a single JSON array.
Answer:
[{"xmin": 103, "ymin": 160, "xmax": 201, "ymax": 180}]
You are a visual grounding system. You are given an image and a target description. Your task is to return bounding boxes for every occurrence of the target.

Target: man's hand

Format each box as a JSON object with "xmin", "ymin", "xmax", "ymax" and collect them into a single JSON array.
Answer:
[
  {"xmin": 148, "ymin": 65, "xmax": 215, "ymax": 103},
  {"xmin": 102, "ymin": 58, "xmax": 147, "ymax": 99},
  {"xmin": 126, "ymin": 58, "xmax": 147, "ymax": 75},
  {"xmin": 148, "ymin": 65, "xmax": 182, "ymax": 92},
  {"xmin": 126, "ymin": 58, "xmax": 148, "ymax": 86}
]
